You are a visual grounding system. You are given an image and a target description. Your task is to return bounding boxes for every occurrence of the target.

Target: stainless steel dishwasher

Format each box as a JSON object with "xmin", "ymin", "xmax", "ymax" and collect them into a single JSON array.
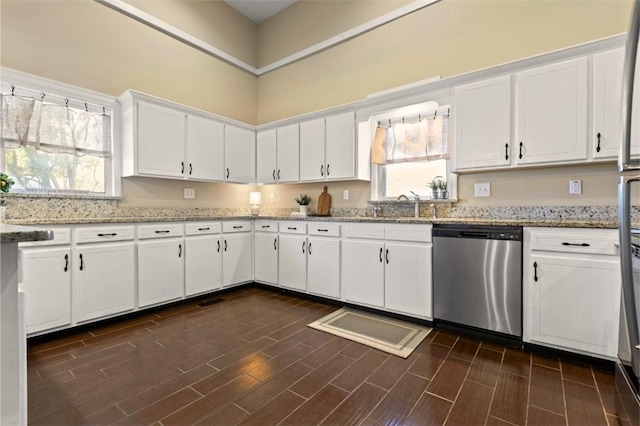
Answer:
[{"xmin": 433, "ymin": 224, "xmax": 523, "ymax": 338}]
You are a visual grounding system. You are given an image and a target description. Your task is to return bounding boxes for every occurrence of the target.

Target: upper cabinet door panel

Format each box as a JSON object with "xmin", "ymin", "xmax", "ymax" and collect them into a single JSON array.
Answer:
[
  {"xmin": 225, "ymin": 125, "xmax": 256, "ymax": 184},
  {"xmin": 593, "ymin": 48, "xmax": 640, "ymax": 159},
  {"xmin": 299, "ymin": 118, "xmax": 326, "ymax": 181},
  {"xmin": 454, "ymin": 76, "xmax": 512, "ymax": 170},
  {"xmin": 256, "ymin": 129, "xmax": 277, "ymax": 185},
  {"xmin": 516, "ymin": 58, "xmax": 588, "ymax": 165},
  {"xmin": 137, "ymin": 102, "xmax": 186, "ymax": 177},
  {"xmin": 276, "ymin": 124, "xmax": 300, "ymax": 183},
  {"xmin": 186, "ymin": 115, "xmax": 224, "ymax": 182},
  {"xmin": 325, "ymin": 112, "xmax": 355, "ymax": 180}
]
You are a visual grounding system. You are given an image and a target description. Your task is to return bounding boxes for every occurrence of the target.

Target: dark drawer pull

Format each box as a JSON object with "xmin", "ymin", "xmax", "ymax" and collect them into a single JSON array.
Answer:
[
  {"xmin": 79, "ymin": 254, "xmax": 84, "ymax": 271},
  {"xmin": 233, "ymin": 225, "xmax": 243, "ymax": 229},
  {"xmin": 198, "ymin": 227, "xmax": 210, "ymax": 231},
  {"xmin": 178, "ymin": 244, "xmax": 182, "ymax": 258},
  {"xmin": 64, "ymin": 254, "xmax": 68, "ymax": 272},
  {"xmin": 217, "ymin": 240, "xmax": 220, "ymax": 252},
  {"xmin": 97, "ymin": 233, "xmax": 117, "ymax": 237},
  {"xmin": 155, "ymin": 230, "xmax": 170, "ymax": 234},
  {"xmin": 533, "ymin": 261, "xmax": 538, "ymax": 282},
  {"xmin": 287, "ymin": 227, "xmax": 297, "ymax": 230},
  {"xmin": 317, "ymin": 229, "xmax": 329, "ymax": 232},
  {"xmin": 561, "ymin": 242, "xmax": 590, "ymax": 247},
  {"xmin": 262, "ymin": 225, "xmax": 271, "ymax": 228}
]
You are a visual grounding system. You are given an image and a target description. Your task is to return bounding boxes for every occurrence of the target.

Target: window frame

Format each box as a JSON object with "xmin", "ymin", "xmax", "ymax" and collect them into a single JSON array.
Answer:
[
  {"xmin": 369, "ymin": 101, "xmax": 457, "ymax": 201},
  {"xmin": 0, "ymin": 68, "xmax": 120, "ymax": 197}
]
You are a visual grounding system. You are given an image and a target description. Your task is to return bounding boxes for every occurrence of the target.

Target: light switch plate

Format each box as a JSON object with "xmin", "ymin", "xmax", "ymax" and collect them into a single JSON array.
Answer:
[
  {"xmin": 184, "ymin": 188, "xmax": 195, "ymax": 199},
  {"xmin": 569, "ymin": 180, "xmax": 582, "ymax": 195},
  {"xmin": 270, "ymin": 193, "xmax": 275, "ymax": 202},
  {"xmin": 474, "ymin": 183, "xmax": 490, "ymax": 197},
  {"xmin": 343, "ymin": 190, "xmax": 349, "ymax": 200}
]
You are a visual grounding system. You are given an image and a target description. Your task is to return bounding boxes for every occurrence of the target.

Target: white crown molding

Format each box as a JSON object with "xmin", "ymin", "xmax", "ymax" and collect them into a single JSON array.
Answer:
[{"xmin": 94, "ymin": 0, "xmax": 440, "ymax": 76}]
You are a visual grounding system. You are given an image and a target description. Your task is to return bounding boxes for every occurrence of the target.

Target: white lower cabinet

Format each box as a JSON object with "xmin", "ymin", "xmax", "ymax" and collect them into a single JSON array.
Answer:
[
  {"xmin": 73, "ymin": 242, "xmax": 135, "ymax": 323},
  {"xmin": 222, "ymin": 231, "xmax": 253, "ymax": 287},
  {"xmin": 524, "ymin": 227, "xmax": 620, "ymax": 358},
  {"xmin": 254, "ymin": 233, "xmax": 279, "ymax": 285},
  {"xmin": 307, "ymin": 236, "xmax": 340, "ymax": 299},
  {"xmin": 278, "ymin": 234, "xmax": 308, "ymax": 291},
  {"xmin": 343, "ymin": 239, "xmax": 385, "ymax": 308},
  {"xmin": 384, "ymin": 242, "xmax": 432, "ymax": 318},
  {"xmin": 19, "ymin": 247, "xmax": 71, "ymax": 334},
  {"xmin": 185, "ymin": 235, "xmax": 222, "ymax": 296},
  {"xmin": 138, "ymin": 238, "xmax": 185, "ymax": 307}
]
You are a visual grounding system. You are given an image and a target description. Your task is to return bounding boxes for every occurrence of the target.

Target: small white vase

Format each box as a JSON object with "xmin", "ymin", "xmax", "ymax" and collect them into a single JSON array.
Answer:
[{"xmin": 299, "ymin": 205, "xmax": 308, "ymax": 215}]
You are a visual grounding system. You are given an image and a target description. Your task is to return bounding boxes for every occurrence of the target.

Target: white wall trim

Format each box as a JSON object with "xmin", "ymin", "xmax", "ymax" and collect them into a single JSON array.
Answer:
[{"xmin": 94, "ymin": 0, "xmax": 440, "ymax": 76}]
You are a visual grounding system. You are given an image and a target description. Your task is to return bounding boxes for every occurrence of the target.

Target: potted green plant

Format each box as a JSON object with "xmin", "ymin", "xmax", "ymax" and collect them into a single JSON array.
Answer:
[
  {"xmin": 437, "ymin": 179, "xmax": 448, "ymax": 199},
  {"xmin": 295, "ymin": 193, "xmax": 312, "ymax": 215},
  {"xmin": 428, "ymin": 176, "xmax": 446, "ymax": 199},
  {"xmin": 0, "ymin": 173, "xmax": 14, "ymax": 193}
]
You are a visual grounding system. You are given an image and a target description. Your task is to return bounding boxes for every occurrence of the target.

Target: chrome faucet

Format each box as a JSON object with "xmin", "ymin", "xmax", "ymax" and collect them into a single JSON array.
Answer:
[
  {"xmin": 373, "ymin": 206, "xmax": 382, "ymax": 218},
  {"xmin": 410, "ymin": 191, "xmax": 420, "ymax": 218}
]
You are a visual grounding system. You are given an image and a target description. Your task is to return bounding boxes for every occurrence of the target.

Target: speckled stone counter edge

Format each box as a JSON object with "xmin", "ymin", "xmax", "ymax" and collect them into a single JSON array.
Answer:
[{"xmin": 0, "ymin": 224, "xmax": 53, "ymax": 243}]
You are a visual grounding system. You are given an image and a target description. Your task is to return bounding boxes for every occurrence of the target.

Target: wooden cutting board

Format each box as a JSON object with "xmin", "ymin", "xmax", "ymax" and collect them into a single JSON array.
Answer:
[{"xmin": 317, "ymin": 186, "xmax": 331, "ymax": 216}]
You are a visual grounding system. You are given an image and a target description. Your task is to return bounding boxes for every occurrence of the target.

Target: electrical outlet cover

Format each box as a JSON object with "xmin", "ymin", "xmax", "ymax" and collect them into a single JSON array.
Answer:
[
  {"xmin": 569, "ymin": 180, "xmax": 582, "ymax": 195},
  {"xmin": 474, "ymin": 183, "xmax": 490, "ymax": 197}
]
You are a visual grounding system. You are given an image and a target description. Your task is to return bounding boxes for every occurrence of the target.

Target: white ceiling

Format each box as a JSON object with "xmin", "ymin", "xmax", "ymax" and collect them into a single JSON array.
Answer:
[{"xmin": 224, "ymin": 0, "xmax": 297, "ymax": 24}]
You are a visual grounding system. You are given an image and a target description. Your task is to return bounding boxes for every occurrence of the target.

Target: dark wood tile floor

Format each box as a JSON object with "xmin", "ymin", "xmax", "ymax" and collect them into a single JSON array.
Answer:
[{"xmin": 28, "ymin": 286, "xmax": 628, "ymax": 426}]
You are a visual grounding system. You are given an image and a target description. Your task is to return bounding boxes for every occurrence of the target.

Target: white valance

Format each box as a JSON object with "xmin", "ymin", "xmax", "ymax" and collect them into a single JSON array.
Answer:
[
  {"xmin": 1, "ymin": 94, "xmax": 111, "ymax": 158},
  {"xmin": 371, "ymin": 113, "xmax": 449, "ymax": 165}
]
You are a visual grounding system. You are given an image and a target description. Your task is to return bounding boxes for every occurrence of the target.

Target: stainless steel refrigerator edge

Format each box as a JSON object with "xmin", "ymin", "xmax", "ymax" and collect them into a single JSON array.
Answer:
[{"xmin": 618, "ymin": 1, "xmax": 640, "ymax": 424}]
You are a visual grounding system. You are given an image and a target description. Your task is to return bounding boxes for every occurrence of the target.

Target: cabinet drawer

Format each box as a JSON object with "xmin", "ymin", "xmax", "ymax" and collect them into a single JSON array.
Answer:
[
  {"xmin": 344, "ymin": 223, "xmax": 384, "ymax": 240},
  {"xmin": 20, "ymin": 227, "xmax": 71, "ymax": 247},
  {"xmin": 308, "ymin": 222, "xmax": 340, "ymax": 237},
  {"xmin": 529, "ymin": 230, "xmax": 618, "ymax": 255},
  {"xmin": 138, "ymin": 223, "xmax": 184, "ymax": 239},
  {"xmin": 255, "ymin": 220, "xmax": 279, "ymax": 233},
  {"xmin": 222, "ymin": 221, "xmax": 251, "ymax": 233},
  {"xmin": 280, "ymin": 221, "xmax": 307, "ymax": 234},
  {"xmin": 74, "ymin": 226, "xmax": 135, "ymax": 243},
  {"xmin": 185, "ymin": 222, "xmax": 221, "ymax": 236},
  {"xmin": 385, "ymin": 224, "xmax": 432, "ymax": 243}
]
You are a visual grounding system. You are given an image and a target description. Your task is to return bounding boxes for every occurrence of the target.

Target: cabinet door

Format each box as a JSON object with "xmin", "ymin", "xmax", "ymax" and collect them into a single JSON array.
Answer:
[
  {"xmin": 527, "ymin": 254, "xmax": 620, "ymax": 357},
  {"xmin": 254, "ymin": 233, "xmax": 278, "ymax": 285},
  {"xmin": 342, "ymin": 240, "xmax": 384, "ymax": 308},
  {"xmin": 225, "ymin": 125, "xmax": 256, "ymax": 183},
  {"xmin": 384, "ymin": 242, "xmax": 432, "ymax": 319},
  {"xmin": 516, "ymin": 58, "xmax": 588, "ymax": 165},
  {"xmin": 138, "ymin": 239, "xmax": 184, "ymax": 307},
  {"xmin": 299, "ymin": 118, "xmax": 326, "ymax": 181},
  {"xmin": 137, "ymin": 101, "xmax": 186, "ymax": 177},
  {"xmin": 74, "ymin": 243, "xmax": 135, "ymax": 323},
  {"xmin": 256, "ymin": 129, "xmax": 277, "ymax": 184},
  {"xmin": 593, "ymin": 49, "xmax": 640, "ymax": 159},
  {"xmin": 185, "ymin": 235, "xmax": 222, "ymax": 296},
  {"xmin": 277, "ymin": 124, "xmax": 300, "ymax": 183},
  {"xmin": 222, "ymin": 233, "xmax": 252, "ymax": 287},
  {"xmin": 307, "ymin": 237, "xmax": 340, "ymax": 298},
  {"xmin": 325, "ymin": 112, "xmax": 355, "ymax": 180},
  {"xmin": 20, "ymin": 247, "xmax": 71, "ymax": 334},
  {"xmin": 186, "ymin": 115, "xmax": 224, "ymax": 181},
  {"xmin": 455, "ymin": 76, "xmax": 512, "ymax": 170},
  {"xmin": 278, "ymin": 235, "xmax": 307, "ymax": 291}
]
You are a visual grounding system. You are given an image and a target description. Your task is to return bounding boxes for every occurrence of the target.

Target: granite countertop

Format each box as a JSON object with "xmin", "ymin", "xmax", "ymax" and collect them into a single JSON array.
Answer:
[
  {"xmin": 1, "ymin": 215, "xmax": 619, "ymax": 229},
  {"xmin": 0, "ymin": 224, "xmax": 54, "ymax": 243}
]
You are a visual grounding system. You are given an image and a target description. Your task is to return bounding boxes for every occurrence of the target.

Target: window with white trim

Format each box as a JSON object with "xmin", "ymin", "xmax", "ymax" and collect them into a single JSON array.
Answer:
[
  {"xmin": 0, "ymin": 76, "xmax": 115, "ymax": 196},
  {"xmin": 370, "ymin": 101, "xmax": 454, "ymax": 200}
]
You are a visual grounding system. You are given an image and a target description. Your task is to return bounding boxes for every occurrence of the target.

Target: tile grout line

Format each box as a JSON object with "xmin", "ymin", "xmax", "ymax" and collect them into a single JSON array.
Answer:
[{"xmin": 483, "ymin": 340, "xmax": 506, "ymax": 426}]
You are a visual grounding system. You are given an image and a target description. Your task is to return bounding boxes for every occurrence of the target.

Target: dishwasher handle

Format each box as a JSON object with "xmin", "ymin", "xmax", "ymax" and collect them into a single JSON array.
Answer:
[{"xmin": 458, "ymin": 231, "xmax": 491, "ymax": 239}]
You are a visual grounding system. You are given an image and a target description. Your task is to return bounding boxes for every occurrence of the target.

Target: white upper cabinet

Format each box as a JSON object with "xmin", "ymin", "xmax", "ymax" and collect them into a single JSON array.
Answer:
[
  {"xmin": 256, "ymin": 129, "xmax": 277, "ymax": 184},
  {"xmin": 135, "ymin": 101, "xmax": 186, "ymax": 178},
  {"xmin": 225, "ymin": 125, "xmax": 256, "ymax": 184},
  {"xmin": 276, "ymin": 124, "xmax": 300, "ymax": 183},
  {"xmin": 186, "ymin": 115, "xmax": 225, "ymax": 181},
  {"xmin": 454, "ymin": 76, "xmax": 512, "ymax": 170},
  {"xmin": 325, "ymin": 112, "xmax": 356, "ymax": 180},
  {"xmin": 593, "ymin": 48, "xmax": 640, "ymax": 159},
  {"xmin": 300, "ymin": 118, "xmax": 326, "ymax": 181},
  {"xmin": 516, "ymin": 58, "xmax": 588, "ymax": 165}
]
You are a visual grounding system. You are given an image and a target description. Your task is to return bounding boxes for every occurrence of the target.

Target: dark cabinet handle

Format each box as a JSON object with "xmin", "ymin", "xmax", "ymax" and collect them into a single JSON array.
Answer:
[
  {"xmin": 64, "ymin": 254, "xmax": 68, "ymax": 272},
  {"xmin": 302, "ymin": 241, "xmax": 306, "ymax": 254},
  {"xmin": 274, "ymin": 238, "xmax": 277, "ymax": 250},
  {"xmin": 533, "ymin": 261, "xmax": 538, "ymax": 282},
  {"xmin": 198, "ymin": 227, "xmax": 210, "ymax": 231},
  {"xmin": 379, "ymin": 247, "xmax": 383, "ymax": 263},
  {"xmin": 226, "ymin": 168, "xmax": 230, "ymax": 179},
  {"xmin": 181, "ymin": 161, "xmax": 184, "ymax": 174},
  {"xmin": 596, "ymin": 133, "xmax": 601, "ymax": 153},
  {"xmin": 189, "ymin": 163, "xmax": 192, "ymax": 175},
  {"xmin": 287, "ymin": 227, "xmax": 297, "ymax": 230},
  {"xmin": 155, "ymin": 230, "xmax": 170, "ymax": 234},
  {"xmin": 277, "ymin": 169, "xmax": 281, "ymax": 180},
  {"xmin": 561, "ymin": 242, "xmax": 591, "ymax": 247},
  {"xmin": 262, "ymin": 225, "xmax": 271, "ymax": 228},
  {"xmin": 178, "ymin": 244, "xmax": 182, "ymax": 258},
  {"xmin": 327, "ymin": 164, "xmax": 330, "ymax": 176},
  {"xmin": 308, "ymin": 242, "xmax": 312, "ymax": 255},
  {"xmin": 79, "ymin": 254, "xmax": 84, "ymax": 271},
  {"xmin": 321, "ymin": 164, "xmax": 324, "ymax": 176},
  {"xmin": 317, "ymin": 229, "xmax": 329, "ymax": 232},
  {"xmin": 505, "ymin": 143, "xmax": 509, "ymax": 160},
  {"xmin": 519, "ymin": 142, "xmax": 523, "ymax": 159},
  {"xmin": 224, "ymin": 240, "xmax": 227, "ymax": 251},
  {"xmin": 233, "ymin": 225, "xmax": 243, "ymax": 229},
  {"xmin": 217, "ymin": 240, "xmax": 220, "ymax": 252},
  {"xmin": 273, "ymin": 170, "xmax": 276, "ymax": 181},
  {"xmin": 97, "ymin": 233, "xmax": 117, "ymax": 237},
  {"xmin": 385, "ymin": 249, "xmax": 389, "ymax": 264}
]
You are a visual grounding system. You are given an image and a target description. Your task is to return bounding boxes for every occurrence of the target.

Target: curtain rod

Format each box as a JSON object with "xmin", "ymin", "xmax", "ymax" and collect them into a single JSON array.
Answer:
[
  {"xmin": 377, "ymin": 106, "xmax": 450, "ymax": 128},
  {"xmin": 3, "ymin": 83, "xmax": 111, "ymax": 114}
]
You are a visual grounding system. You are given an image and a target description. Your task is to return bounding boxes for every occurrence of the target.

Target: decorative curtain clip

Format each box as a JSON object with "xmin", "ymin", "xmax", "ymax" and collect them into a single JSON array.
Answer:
[
  {"xmin": 65, "ymin": 98, "xmax": 69, "ymax": 108},
  {"xmin": 103, "ymin": 107, "xmax": 106, "ymax": 116},
  {"xmin": 402, "ymin": 117, "xmax": 405, "ymax": 124},
  {"xmin": 418, "ymin": 113, "xmax": 421, "ymax": 122},
  {"xmin": 85, "ymin": 103, "xmax": 89, "ymax": 112},
  {"xmin": 388, "ymin": 119, "xmax": 392, "ymax": 127},
  {"xmin": 447, "ymin": 107, "xmax": 450, "ymax": 117},
  {"xmin": 434, "ymin": 110, "xmax": 437, "ymax": 119},
  {"xmin": 10, "ymin": 85, "xmax": 15, "ymax": 96},
  {"xmin": 41, "ymin": 93, "xmax": 46, "ymax": 101}
]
